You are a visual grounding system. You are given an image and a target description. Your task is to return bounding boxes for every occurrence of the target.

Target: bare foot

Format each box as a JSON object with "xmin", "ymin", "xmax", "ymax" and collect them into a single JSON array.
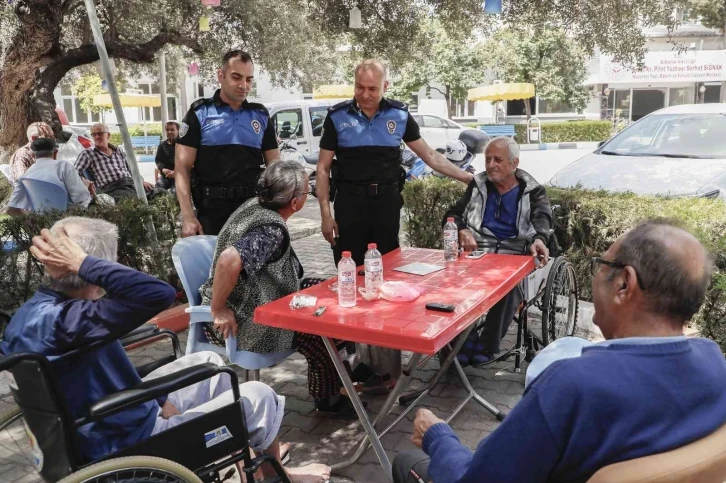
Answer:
[{"xmin": 286, "ymin": 463, "xmax": 331, "ymax": 483}]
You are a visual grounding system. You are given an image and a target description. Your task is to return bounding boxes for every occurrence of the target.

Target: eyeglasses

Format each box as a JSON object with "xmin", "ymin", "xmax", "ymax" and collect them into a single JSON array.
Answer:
[{"xmin": 591, "ymin": 257, "xmax": 647, "ymax": 290}]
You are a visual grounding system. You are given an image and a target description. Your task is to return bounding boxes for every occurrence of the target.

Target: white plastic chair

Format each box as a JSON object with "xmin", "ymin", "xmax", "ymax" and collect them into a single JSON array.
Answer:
[{"xmin": 171, "ymin": 236, "xmax": 294, "ymax": 381}]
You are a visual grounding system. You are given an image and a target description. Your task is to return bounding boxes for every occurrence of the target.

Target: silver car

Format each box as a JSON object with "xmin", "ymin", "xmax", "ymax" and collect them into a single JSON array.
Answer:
[{"xmin": 549, "ymin": 103, "xmax": 726, "ymax": 200}]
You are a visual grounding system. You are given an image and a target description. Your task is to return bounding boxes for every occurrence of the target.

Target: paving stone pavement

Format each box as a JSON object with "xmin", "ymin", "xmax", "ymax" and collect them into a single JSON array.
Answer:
[{"xmin": 0, "ymin": 230, "xmax": 572, "ymax": 483}]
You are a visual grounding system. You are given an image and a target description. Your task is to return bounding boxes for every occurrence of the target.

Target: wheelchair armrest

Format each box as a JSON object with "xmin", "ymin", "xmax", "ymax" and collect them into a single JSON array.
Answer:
[
  {"xmin": 81, "ymin": 363, "xmax": 240, "ymax": 423},
  {"xmin": 186, "ymin": 306, "xmax": 211, "ymax": 314},
  {"xmin": 120, "ymin": 324, "xmax": 158, "ymax": 348}
]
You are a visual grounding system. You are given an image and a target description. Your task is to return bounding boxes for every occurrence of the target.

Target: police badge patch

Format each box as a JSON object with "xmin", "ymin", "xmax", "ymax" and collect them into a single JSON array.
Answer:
[
  {"xmin": 179, "ymin": 122, "xmax": 189, "ymax": 138},
  {"xmin": 251, "ymin": 120, "xmax": 262, "ymax": 134},
  {"xmin": 386, "ymin": 120, "xmax": 396, "ymax": 134}
]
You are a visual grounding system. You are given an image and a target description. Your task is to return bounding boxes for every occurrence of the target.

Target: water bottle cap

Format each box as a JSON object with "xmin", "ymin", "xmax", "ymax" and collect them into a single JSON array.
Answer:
[
  {"xmin": 447, "ymin": 217, "xmax": 454, "ymax": 222},
  {"xmin": 367, "ymin": 243, "xmax": 377, "ymax": 249},
  {"xmin": 342, "ymin": 251, "xmax": 352, "ymax": 258}
]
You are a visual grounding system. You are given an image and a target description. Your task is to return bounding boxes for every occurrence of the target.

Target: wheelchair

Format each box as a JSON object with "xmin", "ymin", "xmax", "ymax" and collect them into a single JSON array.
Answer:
[
  {"xmin": 0, "ymin": 347, "xmax": 291, "ymax": 483},
  {"xmin": 437, "ymin": 205, "xmax": 580, "ymax": 373}
]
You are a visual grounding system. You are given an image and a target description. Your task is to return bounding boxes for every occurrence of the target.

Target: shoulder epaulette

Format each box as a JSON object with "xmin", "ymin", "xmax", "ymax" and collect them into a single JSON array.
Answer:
[
  {"xmin": 246, "ymin": 102, "xmax": 270, "ymax": 115},
  {"xmin": 385, "ymin": 99, "xmax": 409, "ymax": 111},
  {"xmin": 329, "ymin": 99, "xmax": 354, "ymax": 112},
  {"xmin": 190, "ymin": 97, "xmax": 212, "ymax": 111}
]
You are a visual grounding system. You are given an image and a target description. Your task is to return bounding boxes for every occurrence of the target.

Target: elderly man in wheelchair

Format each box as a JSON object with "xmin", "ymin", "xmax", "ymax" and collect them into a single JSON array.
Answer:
[
  {"xmin": 443, "ymin": 136, "xmax": 553, "ymax": 366},
  {"xmin": 0, "ymin": 216, "xmax": 330, "ymax": 483}
]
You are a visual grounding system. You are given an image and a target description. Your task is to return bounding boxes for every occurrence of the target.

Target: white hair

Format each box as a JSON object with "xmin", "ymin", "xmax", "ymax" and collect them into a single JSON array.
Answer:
[
  {"xmin": 43, "ymin": 217, "xmax": 119, "ymax": 292},
  {"xmin": 26, "ymin": 122, "xmax": 52, "ymax": 142},
  {"xmin": 257, "ymin": 161, "xmax": 308, "ymax": 209},
  {"xmin": 487, "ymin": 136, "xmax": 520, "ymax": 162}
]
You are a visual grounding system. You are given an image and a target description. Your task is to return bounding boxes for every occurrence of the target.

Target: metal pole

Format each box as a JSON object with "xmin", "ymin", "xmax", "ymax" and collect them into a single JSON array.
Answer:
[
  {"xmin": 721, "ymin": 22, "xmax": 726, "ymax": 103},
  {"xmin": 83, "ymin": 0, "xmax": 147, "ymax": 203},
  {"xmin": 160, "ymin": 51, "xmax": 169, "ymax": 125}
]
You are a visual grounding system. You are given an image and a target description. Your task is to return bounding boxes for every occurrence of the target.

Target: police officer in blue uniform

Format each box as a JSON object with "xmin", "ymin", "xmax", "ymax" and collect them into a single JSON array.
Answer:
[
  {"xmin": 176, "ymin": 50, "xmax": 280, "ymax": 237},
  {"xmin": 317, "ymin": 59, "xmax": 474, "ymax": 266}
]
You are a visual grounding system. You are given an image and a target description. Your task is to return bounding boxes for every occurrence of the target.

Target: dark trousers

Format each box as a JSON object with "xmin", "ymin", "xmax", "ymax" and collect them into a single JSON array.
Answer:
[
  {"xmin": 479, "ymin": 285, "xmax": 524, "ymax": 354},
  {"xmin": 197, "ymin": 196, "xmax": 252, "ymax": 236},
  {"xmin": 155, "ymin": 176, "xmax": 175, "ymax": 193},
  {"xmin": 393, "ymin": 450, "xmax": 432, "ymax": 483},
  {"xmin": 332, "ymin": 190, "xmax": 403, "ymax": 266},
  {"xmin": 100, "ymin": 177, "xmax": 137, "ymax": 202}
]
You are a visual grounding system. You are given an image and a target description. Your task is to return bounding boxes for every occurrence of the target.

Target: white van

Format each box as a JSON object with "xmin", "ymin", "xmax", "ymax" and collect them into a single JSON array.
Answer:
[{"xmin": 265, "ymin": 99, "xmax": 339, "ymax": 156}]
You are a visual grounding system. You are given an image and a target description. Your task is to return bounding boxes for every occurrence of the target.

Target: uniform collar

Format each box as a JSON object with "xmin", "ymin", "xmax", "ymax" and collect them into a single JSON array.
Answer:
[
  {"xmin": 213, "ymin": 89, "xmax": 250, "ymax": 110},
  {"xmin": 349, "ymin": 98, "xmax": 390, "ymax": 116}
]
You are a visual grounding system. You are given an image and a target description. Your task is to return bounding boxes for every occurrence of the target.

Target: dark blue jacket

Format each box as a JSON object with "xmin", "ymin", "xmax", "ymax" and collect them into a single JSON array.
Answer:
[{"xmin": 0, "ymin": 257, "xmax": 176, "ymax": 461}]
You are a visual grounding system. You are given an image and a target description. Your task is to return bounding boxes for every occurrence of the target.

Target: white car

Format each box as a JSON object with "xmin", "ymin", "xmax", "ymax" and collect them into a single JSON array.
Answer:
[{"xmin": 411, "ymin": 114, "xmax": 466, "ymax": 150}]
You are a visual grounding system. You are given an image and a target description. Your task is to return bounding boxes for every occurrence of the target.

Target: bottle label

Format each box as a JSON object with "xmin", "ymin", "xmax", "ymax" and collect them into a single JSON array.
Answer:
[
  {"xmin": 339, "ymin": 273, "xmax": 355, "ymax": 283},
  {"xmin": 365, "ymin": 260, "xmax": 382, "ymax": 272},
  {"xmin": 444, "ymin": 231, "xmax": 457, "ymax": 241}
]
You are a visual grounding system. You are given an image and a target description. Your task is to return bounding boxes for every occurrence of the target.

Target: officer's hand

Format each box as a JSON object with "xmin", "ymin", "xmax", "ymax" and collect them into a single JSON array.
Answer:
[
  {"xmin": 321, "ymin": 215, "xmax": 338, "ymax": 246},
  {"xmin": 182, "ymin": 216, "xmax": 204, "ymax": 237},
  {"xmin": 459, "ymin": 229, "xmax": 477, "ymax": 252}
]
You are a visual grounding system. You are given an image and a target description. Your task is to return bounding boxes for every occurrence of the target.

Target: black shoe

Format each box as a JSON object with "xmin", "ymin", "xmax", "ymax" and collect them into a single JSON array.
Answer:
[{"xmin": 315, "ymin": 396, "xmax": 367, "ymax": 419}]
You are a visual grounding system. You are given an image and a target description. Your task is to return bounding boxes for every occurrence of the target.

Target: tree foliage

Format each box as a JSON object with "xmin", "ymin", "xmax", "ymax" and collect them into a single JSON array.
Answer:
[
  {"xmin": 482, "ymin": 28, "xmax": 591, "ymax": 114},
  {"xmin": 687, "ymin": 0, "xmax": 726, "ymax": 31}
]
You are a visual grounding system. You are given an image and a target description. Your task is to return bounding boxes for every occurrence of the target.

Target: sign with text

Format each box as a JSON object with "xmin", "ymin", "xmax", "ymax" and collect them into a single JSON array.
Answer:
[{"xmin": 600, "ymin": 50, "xmax": 726, "ymax": 84}]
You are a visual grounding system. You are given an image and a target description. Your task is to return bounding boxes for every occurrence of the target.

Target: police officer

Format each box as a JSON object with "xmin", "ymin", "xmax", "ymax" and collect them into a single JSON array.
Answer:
[
  {"xmin": 176, "ymin": 50, "xmax": 280, "ymax": 237},
  {"xmin": 317, "ymin": 59, "xmax": 474, "ymax": 266}
]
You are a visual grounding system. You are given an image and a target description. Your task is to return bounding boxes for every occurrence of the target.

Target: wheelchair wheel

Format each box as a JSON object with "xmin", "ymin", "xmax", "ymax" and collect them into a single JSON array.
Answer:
[
  {"xmin": 540, "ymin": 257, "xmax": 579, "ymax": 346},
  {"xmin": 59, "ymin": 455, "xmax": 203, "ymax": 483},
  {"xmin": 0, "ymin": 405, "xmax": 36, "ymax": 469}
]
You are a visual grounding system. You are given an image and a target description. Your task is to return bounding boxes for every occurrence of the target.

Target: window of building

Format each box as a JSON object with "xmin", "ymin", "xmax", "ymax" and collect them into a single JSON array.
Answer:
[
  {"xmin": 506, "ymin": 98, "xmax": 536, "ymax": 116},
  {"xmin": 537, "ymin": 98, "xmax": 575, "ymax": 114},
  {"xmin": 668, "ymin": 87, "xmax": 695, "ymax": 106}
]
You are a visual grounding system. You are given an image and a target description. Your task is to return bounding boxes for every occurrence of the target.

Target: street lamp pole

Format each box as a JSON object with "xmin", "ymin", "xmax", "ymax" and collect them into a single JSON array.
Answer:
[{"xmin": 82, "ymin": 0, "xmax": 147, "ymax": 204}]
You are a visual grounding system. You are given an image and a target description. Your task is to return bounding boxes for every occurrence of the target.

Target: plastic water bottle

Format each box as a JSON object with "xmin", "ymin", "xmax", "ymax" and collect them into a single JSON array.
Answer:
[
  {"xmin": 338, "ymin": 251, "xmax": 357, "ymax": 307},
  {"xmin": 444, "ymin": 217, "xmax": 459, "ymax": 262},
  {"xmin": 364, "ymin": 243, "xmax": 384, "ymax": 299}
]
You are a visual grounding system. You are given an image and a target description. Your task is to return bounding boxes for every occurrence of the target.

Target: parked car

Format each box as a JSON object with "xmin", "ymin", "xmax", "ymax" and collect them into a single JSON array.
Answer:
[
  {"xmin": 54, "ymin": 108, "xmax": 92, "ymax": 164},
  {"xmin": 548, "ymin": 103, "xmax": 726, "ymax": 200},
  {"xmin": 411, "ymin": 113, "xmax": 466, "ymax": 150}
]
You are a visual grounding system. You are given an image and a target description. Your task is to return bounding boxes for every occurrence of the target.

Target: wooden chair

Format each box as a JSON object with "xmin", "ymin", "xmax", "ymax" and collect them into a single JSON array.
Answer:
[{"xmin": 588, "ymin": 423, "xmax": 726, "ymax": 483}]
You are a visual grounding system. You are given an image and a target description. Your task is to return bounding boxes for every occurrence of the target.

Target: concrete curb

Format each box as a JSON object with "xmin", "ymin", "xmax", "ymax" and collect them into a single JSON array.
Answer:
[{"xmin": 519, "ymin": 142, "xmax": 598, "ymax": 151}]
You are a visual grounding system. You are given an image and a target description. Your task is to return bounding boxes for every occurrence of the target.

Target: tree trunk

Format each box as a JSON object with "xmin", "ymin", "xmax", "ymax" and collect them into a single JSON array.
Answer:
[
  {"xmin": 0, "ymin": 0, "xmax": 203, "ymax": 163},
  {"xmin": 445, "ymin": 85, "xmax": 454, "ymax": 118},
  {"xmin": 524, "ymin": 98, "xmax": 532, "ymax": 122}
]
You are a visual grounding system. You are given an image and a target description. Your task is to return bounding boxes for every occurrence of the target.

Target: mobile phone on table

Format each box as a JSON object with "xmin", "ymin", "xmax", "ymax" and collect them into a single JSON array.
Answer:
[
  {"xmin": 426, "ymin": 303, "xmax": 456, "ymax": 313},
  {"xmin": 465, "ymin": 250, "xmax": 486, "ymax": 259}
]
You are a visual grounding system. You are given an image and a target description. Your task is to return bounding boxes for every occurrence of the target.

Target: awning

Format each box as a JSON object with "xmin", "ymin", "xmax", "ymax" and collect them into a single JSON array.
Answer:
[
  {"xmin": 313, "ymin": 85, "xmax": 354, "ymax": 99},
  {"xmin": 468, "ymin": 83, "xmax": 535, "ymax": 101},
  {"xmin": 93, "ymin": 93, "xmax": 162, "ymax": 108}
]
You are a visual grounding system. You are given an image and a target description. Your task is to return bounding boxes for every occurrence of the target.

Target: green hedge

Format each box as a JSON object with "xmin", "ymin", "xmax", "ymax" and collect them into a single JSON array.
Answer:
[
  {"xmin": 0, "ymin": 195, "xmax": 180, "ymax": 312},
  {"xmin": 110, "ymin": 125, "xmax": 165, "ymax": 147},
  {"xmin": 474, "ymin": 120, "xmax": 611, "ymax": 144},
  {"xmin": 401, "ymin": 179, "xmax": 726, "ymax": 350}
]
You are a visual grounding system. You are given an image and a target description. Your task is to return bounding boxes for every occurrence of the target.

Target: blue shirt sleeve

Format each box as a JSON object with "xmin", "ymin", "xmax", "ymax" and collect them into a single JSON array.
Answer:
[
  {"xmin": 55, "ymin": 256, "xmax": 177, "ymax": 350},
  {"xmin": 233, "ymin": 224, "xmax": 286, "ymax": 278},
  {"xmin": 423, "ymin": 385, "xmax": 561, "ymax": 482}
]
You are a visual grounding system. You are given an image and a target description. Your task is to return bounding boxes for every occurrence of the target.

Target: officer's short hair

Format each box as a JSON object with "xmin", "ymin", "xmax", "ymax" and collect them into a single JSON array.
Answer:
[
  {"xmin": 355, "ymin": 59, "xmax": 388, "ymax": 81},
  {"xmin": 222, "ymin": 50, "xmax": 253, "ymax": 69},
  {"xmin": 165, "ymin": 121, "xmax": 180, "ymax": 129}
]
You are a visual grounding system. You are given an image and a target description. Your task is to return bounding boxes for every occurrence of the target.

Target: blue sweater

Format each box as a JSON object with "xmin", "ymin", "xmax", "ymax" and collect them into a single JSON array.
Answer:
[
  {"xmin": 0, "ymin": 256, "xmax": 176, "ymax": 461},
  {"xmin": 423, "ymin": 338, "xmax": 726, "ymax": 482}
]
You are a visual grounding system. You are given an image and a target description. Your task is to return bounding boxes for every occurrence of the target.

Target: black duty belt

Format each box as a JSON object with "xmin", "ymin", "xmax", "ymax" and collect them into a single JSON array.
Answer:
[
  {"xmin": 337, "ymin": 181, "xmax": 398, "ymax": 197},
  {"xmin": 200, "ymin": 185, "xmax": 256, "ymax": 200}
]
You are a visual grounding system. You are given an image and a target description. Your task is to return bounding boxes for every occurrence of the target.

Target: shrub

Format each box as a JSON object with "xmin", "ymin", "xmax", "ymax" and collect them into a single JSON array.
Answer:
[
  {"xmin": 402, "ymin": 179, "xmax": 726, "ymax": 351},
  {"xmin": 0, "ymin": 195, "xmax": 180, "ymax": 312},
  {"xmin": 511, "ymin": 120, "xmax": 612, "ymax": 144}
]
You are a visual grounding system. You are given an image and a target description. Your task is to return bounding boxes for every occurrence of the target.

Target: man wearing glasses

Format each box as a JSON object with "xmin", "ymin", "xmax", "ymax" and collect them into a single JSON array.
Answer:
[
  {"xmin": 442, "ymin": 136, "xmax": 552, "ymax": 366},
  {"xmin": 75, "ymin": 123, "xmax": 153, "ymax": 202},
  {"xmin": 395, "ymin": 220, "xmax": 725, "ymax": 483}
]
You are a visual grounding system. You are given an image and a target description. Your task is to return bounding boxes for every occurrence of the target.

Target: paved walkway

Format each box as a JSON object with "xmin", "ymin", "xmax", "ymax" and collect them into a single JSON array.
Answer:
[{"xmin": 0, "ymin": 208, "xmax": 585, "ymax": 483}]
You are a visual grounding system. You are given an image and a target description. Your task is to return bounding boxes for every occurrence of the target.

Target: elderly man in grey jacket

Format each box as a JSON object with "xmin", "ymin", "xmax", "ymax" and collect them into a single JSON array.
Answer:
[{"xmin": 443, "ymin": 136, "xmax": 552, "ymax": 365}]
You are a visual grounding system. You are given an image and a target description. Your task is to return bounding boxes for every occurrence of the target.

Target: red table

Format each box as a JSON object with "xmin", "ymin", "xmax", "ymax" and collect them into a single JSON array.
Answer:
[{"xmin": 254, "ymin": 248, "xmax": 534, "ymax": 480}]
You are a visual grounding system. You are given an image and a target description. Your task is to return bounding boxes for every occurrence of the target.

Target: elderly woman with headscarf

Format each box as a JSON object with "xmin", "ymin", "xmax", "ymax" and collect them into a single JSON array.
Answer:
[{"xmin": 200, "ymin": 161, "xmax": 355, "ymax": 416}]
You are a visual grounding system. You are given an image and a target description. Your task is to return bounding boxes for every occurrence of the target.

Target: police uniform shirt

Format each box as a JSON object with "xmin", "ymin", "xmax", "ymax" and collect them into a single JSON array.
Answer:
[
  {"xmin": 177, "ymin": 89, "xmax": 278, "ymax": 187},
  {"xmin": 319, "ymin": 98, "xmax": 421, "ymax": 184}
]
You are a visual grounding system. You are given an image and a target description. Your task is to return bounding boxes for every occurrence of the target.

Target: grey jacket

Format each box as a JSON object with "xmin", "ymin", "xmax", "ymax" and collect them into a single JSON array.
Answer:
[{"xmin": 443, "ymin": 169, "xmax": 552, "ymax": 255}]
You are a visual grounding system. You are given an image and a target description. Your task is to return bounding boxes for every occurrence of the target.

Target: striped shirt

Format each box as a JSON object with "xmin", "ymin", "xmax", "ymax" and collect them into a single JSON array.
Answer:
[
  {"xmin": 9, "ymin": 143, "xmax": 35, "ymax": 184},
  {"xmin": 75, "ymin": 145, "xmax": 131, "ymax": 189}
]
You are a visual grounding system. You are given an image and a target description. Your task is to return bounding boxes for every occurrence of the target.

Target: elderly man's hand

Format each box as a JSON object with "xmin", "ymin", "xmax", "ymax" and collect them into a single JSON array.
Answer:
[
  {"xmin": 212, "ymin": 306, "xmax": 238, "ymax": 339},
  {"xmin": 30, "ymin": 228, "xmax": 87, "ymax": 279},
  {"xmin": 458, "ymin": 229, "xmax": 477, "ymax": 252},
  {"xmin": 143, "ymin": 181, "xmax": 154, "ymax": 192},
  {"xmin": 160, "ymin": 400, "xmax": 180, "ymax": 420},
  {"xmin": 81, "ymin": 178, "xmax": 96, "ymax": 197},
  {"xmin": 530, "ymin": 238, "xmax": 550, "ymax": 268},
  {"xmin": 411, "ymin": 409, "xmax": 445, "ymax": 448}
]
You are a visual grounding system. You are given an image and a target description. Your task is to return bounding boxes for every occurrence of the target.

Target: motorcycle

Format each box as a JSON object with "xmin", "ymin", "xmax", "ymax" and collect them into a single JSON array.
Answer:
[
  {"xmin": 402, "ymin": 146, "xmax": 476, "ymax": 182},
  {"xmin": 278, "ymin": 135, "xmax": 318, "ymax": 183}
]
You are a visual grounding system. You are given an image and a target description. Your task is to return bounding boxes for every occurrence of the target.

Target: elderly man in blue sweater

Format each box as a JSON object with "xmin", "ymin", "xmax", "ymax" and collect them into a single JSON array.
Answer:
[
  {"xmin": 393, "ymin": 219, "xmax": 726, "ymax": 483},
  {"xmin": 0, "ymin": 217, "xmax": 330, "ymax": 483}
]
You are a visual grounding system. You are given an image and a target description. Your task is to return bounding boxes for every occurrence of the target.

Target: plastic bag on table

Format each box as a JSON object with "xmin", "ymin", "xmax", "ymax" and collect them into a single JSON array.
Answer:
[{"xmin": 379, "ymin": 281, "xmax": 426, "ymax": 302}]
